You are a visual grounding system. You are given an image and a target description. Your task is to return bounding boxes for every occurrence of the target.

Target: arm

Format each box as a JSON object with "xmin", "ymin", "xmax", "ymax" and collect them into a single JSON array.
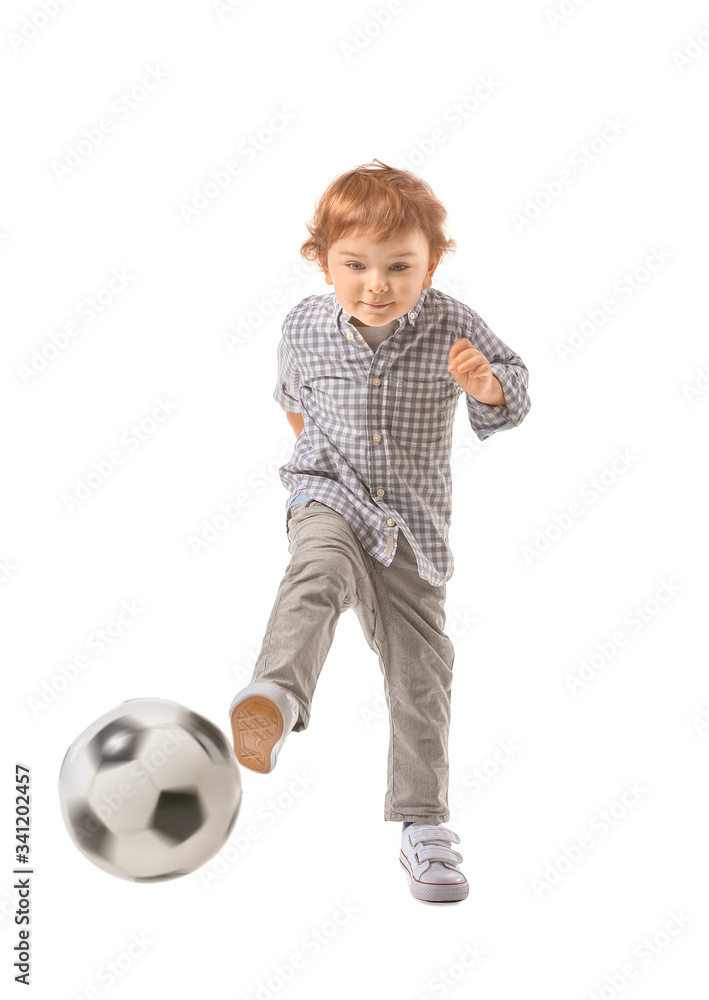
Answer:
[
  {"xmin": 458, "ymin": 309, "xmax": 531, "ymax": 441},
  {"xmin": 273, "ymin": 310, "xmax": 304, "ymax": 432},
  {"xmin": 286, "ymin": 412, "xmax": 304, "ymax": 438}
]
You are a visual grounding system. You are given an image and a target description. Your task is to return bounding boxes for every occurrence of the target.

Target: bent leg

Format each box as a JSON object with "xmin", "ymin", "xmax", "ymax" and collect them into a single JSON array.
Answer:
[{"xmin": 250, "ymin": 500, "xmax": 371, "ymax": 731}]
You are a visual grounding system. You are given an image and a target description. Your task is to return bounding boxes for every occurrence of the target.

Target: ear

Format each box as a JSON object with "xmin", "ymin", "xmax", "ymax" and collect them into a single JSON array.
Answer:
[
  {"xmin": 423, "ymin": 251, "xmax": 442, "ymax": 288},
  {"xmin": 319, "ymin": 255, "xmax": 332, "ymax": 285}
]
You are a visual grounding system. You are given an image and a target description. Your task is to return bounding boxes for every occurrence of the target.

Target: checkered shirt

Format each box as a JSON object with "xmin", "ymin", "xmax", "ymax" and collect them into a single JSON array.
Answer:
[{"xmin": 273, "ymin": 285, "xmax": 531, "ymax": 585}]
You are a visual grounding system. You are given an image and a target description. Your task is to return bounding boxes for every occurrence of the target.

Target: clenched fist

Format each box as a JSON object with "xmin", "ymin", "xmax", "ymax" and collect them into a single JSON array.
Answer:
[{"xmin": 447, "ymin": 338, "xmax": 505, "ymax": 406}]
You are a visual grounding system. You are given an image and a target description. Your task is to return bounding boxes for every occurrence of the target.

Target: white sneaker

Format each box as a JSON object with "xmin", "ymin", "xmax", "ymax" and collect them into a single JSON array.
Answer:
[
  {"xmin": 400, "ymin": 823, "xmax": 469, "ymax": 902},
  {"xmin": 228, "ymin": 681, "xmax": 300, "ymax": 773}
]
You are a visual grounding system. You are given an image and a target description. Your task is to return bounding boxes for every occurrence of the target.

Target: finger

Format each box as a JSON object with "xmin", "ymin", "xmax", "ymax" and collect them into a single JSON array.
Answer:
[
  {"xmin": 448, "ymin": 350, "xmax": 470, "ymax": 371},
  {"xmin": 448, "ymin": 338, "xmax": 472, "ymax": 363},
  {"xmin": 457, "ymin": 354, "xmax": 486, "ymax": 375},
  {"xmin": 452, "ymin": 351, "xmax": 479, "ymax": 372}
]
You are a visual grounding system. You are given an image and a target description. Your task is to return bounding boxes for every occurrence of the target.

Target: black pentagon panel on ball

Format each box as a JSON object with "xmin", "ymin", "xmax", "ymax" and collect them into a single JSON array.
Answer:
[
  {"xmin": 86, "ymin": 718, "xmax": 146, "ymax": 767},
  {"xmin": 181, "ymin": 709, "xmax": 231, "ymax": 764},
  {"xmin": 151, "ymin": 789, "xmax": 203, "ymax": 843},
  {"xmin": 67, "ymin": 802, "xmax": 114, "ymax": 859}
]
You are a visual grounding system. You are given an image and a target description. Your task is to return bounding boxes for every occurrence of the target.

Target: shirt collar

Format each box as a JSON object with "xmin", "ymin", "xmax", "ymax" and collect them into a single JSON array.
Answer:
[{"xmin": 333, "ymin": 286, "xmax": 429, "ymax": 332}]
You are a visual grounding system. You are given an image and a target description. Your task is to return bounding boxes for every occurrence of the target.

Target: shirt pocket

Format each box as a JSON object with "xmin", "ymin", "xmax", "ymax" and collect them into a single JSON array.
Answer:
[{"xmin": 390, "ymin": 378, "xmax": 459, "ymax": 459}]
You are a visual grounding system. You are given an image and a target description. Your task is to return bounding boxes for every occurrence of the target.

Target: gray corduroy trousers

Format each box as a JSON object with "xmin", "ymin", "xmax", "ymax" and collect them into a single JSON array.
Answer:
[{"xmin": 249, "ymin": 495, "xmax": 455, "ymax": 823}]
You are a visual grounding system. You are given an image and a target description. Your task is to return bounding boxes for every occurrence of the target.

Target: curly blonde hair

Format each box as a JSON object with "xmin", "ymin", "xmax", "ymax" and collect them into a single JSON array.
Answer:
[{"xmin": 301, "ymin": 159, "xmax": 456, "ymax": 272}]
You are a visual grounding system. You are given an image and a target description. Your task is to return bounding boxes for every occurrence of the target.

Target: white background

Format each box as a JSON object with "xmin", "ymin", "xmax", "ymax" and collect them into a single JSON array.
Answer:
[{"xmin": 2, "ymin": 0, "xmax": 708, "ymax": 997}]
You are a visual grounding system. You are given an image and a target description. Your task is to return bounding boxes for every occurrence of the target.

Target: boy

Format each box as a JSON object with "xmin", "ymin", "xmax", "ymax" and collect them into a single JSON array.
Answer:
[{"xmin": 228, "ymin": 159, "xmax": 531, "ymax": 902}]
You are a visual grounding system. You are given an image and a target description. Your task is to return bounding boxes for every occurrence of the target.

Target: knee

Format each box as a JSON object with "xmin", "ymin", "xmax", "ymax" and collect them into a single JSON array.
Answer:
[{"xmin": 294, "ymin": 548, "xmax": 358, "ymax": 604}]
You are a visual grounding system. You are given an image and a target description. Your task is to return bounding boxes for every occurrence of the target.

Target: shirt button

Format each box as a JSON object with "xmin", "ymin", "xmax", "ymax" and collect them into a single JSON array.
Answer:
[
  {"xmin": 346, "ymin": 331, "xmax": 354, "ymax": 339},
  {"xmin": 386, "ymin": 518, "xmax": 396, "ymax": 527},
  {"xmin": 372, "ymin": 434, "xmax": 381, "ymax": 443},
  {"xmin": 376, "ymin": 488, "xmax": 385, "ymax": 497},
  {"xmin": 372, "ymin": 377, "xmax": 381, "ymax": 386},
  {"xmin": 408, "ymin": 311, "xmax": 415, "ymax": 322}
]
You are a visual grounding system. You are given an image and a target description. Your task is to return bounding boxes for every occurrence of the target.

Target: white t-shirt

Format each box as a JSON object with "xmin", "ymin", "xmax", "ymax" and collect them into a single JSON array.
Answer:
[{"xmin": 350, "ymin": 316, "xmax": 400, "ymax": 353}]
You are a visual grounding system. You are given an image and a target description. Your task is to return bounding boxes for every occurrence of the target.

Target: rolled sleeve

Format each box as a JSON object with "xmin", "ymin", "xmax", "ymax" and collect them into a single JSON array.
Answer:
[
  {"xmin": 272, "ymin": 316, "xmax": 302, "ymax": 413},
  {"xmin": 464, "ymin": 309, "xmax": 531, "ymax": 441}
]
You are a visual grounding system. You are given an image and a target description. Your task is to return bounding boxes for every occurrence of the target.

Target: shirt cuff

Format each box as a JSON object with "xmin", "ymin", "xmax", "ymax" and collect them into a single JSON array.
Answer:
[
  {"xmin": 466, "ymin": 363, "xmax": 529, "ymax": 440},
  {"xmin": 273, "ymin": 384, "xmax": 302, "ymax": 412}
]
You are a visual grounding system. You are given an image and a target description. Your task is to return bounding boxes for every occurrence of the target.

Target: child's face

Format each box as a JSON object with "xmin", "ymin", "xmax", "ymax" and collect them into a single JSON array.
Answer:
[{"xmin": 321, "ymin": 228, "xmax": 440, "ymax": 326}]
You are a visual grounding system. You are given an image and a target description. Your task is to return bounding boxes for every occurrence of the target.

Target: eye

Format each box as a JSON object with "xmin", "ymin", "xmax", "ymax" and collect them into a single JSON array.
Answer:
[{"xmin": 345, "ymin": 263, "xmax": 409, "ymax": 271}]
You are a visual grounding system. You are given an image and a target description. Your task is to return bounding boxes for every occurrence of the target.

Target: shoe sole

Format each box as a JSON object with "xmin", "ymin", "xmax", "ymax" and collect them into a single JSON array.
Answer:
[
  {"xmin": 399, "ymin": 857, "xmax": 469, "ymax": 902},
  {"xmin": 230, "ymin": 695, "xmax": 284, "ymax": 773}
]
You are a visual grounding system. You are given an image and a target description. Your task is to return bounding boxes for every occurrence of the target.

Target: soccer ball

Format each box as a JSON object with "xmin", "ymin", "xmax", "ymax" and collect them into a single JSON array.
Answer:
[{"xmin": 58, "ymin": 698, "xmax": 242, "ymax": 882}]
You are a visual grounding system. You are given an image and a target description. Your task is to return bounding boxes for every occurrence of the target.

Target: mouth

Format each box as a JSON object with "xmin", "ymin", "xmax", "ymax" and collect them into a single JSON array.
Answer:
[{"xmin": 365, "ymin": 302, "xmax": 391, "ymax": 308}]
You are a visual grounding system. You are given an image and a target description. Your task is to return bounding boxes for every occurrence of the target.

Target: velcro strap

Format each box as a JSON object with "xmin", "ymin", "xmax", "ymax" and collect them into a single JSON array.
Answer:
[
  {"xmin": 416, "ymin": 845, "xmax": 463, "ymax": 865},
  {"xmin": 412, "ymin": 825, "xmax": 460, "ymax": 845}
]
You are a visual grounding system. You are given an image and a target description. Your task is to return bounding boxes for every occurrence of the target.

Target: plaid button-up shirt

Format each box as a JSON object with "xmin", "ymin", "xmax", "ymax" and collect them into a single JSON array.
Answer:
[{"xmin": 273, "ymin": 285, "xmax": 531, "ymax": 585}]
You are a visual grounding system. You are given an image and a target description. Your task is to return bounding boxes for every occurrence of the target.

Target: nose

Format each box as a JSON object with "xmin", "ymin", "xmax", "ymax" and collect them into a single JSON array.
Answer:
[{"xmin": 365, "ymin": 271, "xmax": 388, "ymax": 292}]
